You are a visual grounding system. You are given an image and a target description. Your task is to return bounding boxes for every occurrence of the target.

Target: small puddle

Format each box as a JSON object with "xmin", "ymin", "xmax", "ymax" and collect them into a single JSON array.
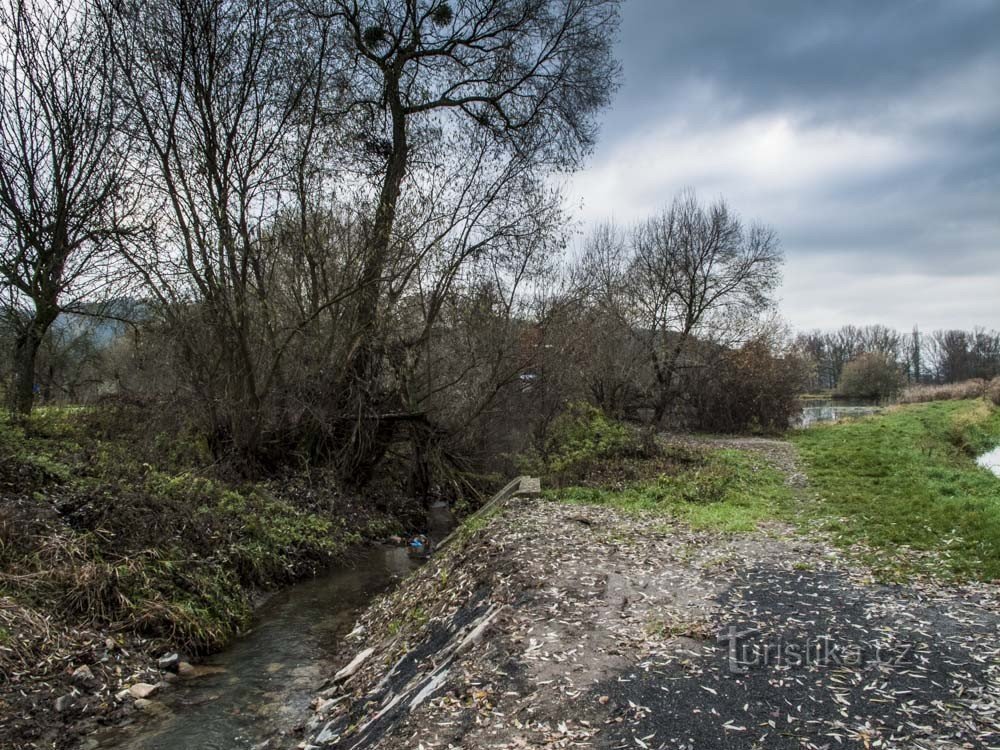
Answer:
[
  {"xmin": 92, "ymin": 503, "xmax": 453, "ymax": 750},
  {"xmin": 978, "ymin": 446, "xmax": 1000, "ymax": 477}
]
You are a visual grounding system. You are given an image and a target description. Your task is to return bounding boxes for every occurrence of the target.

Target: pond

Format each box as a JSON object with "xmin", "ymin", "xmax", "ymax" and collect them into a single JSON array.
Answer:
[
  {"xmin": 797, "ymin": 399, "xmax": 883, "ymax": 428},
  {"xmin": 978, "ymin": 446, "xmax": 1000, "ymax": 478},
  {"xmin": 92, "ymin": 503, "xmax": 453, "ymax": 750}
]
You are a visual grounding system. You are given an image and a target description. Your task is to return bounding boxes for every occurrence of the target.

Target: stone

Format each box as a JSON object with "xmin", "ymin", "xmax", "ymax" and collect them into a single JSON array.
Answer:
[
  {"xmin": 333, "ymin": 647, "xmax": 374, "ymax": 682},
  {"xmin": 133, "ymin": 698, "xmax": 168, "ymax": 715},
  {"xmin": 157, "ymin": 652, "xmax": 180, "ymax": 673},
  {"xmin": 54, "ymin": 694, "xmax": 78, "ymax": 713},
  {"xmin": 176, "ymin": 661, "xmax": 195, "ymax": 677},
  {"xmin": 515, "ymin": 476, "xmax": 541, "ymax": 496},
  {"xmin": 128, "ymin": 682, "xmax": 159, "ymax": 699},
  {"xmin": 71, "ymin": 664, "xmax": 95, "ymax": 686}
]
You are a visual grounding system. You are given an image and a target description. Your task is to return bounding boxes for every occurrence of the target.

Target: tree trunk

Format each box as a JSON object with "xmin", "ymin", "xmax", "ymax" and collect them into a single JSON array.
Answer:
[
  {"xmin": 10, "ymin": 316, "xmax": 52, "ymax": 416},
  {"xmin": 334, "ymin": 71, "xmax": 409, "ymax": 484},
  {"xmin": 354, "ymin": 71, "xmax": 408, "ymax": 354},
  {"xmin": 407, "ymin": 421, "xmax": 433, "ymax": 505}
]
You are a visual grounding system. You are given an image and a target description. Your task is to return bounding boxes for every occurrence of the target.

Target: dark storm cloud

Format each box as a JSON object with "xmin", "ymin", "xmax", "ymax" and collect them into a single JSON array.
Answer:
[
  {"xmin": 607, "ymin": 0, "xmax": 999, "ymax": 128},
  {"xmin": 571, "ymin": 0, "xmax": 1000, "ymax": 330}
]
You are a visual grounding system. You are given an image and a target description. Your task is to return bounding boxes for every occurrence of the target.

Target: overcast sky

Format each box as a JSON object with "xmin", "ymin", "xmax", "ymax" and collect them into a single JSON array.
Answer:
[{"xmin": 567, "ymin": 0, "xmax": 1000, "ymax": 332}]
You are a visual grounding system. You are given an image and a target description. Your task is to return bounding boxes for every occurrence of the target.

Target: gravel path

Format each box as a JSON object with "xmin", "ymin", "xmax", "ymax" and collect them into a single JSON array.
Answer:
[{"xmin": 302, "ymin": 444, "xmax": 1000, "ymax": 750}]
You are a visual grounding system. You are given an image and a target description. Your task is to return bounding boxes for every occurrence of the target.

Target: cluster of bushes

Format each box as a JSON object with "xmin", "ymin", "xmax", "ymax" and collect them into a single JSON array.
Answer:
[{"xmin": 683, "ymin": 339, "xmax": 809, "ymax": 433}]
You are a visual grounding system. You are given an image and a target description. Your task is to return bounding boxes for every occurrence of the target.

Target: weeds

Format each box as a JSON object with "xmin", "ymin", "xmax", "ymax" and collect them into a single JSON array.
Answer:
[
  {"xmin": 899, "ymin": 379, "xmax": 989, "ymax": 404},
  {"xmin": 0, "ymin": 407, "xmax": 359, "ymax": 655}
]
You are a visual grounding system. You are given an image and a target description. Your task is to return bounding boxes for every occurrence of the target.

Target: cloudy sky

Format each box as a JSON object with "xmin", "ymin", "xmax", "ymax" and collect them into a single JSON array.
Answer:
[{"xmin": 568, "ymin": 0, "xmax": 1000, "ymax": 332}]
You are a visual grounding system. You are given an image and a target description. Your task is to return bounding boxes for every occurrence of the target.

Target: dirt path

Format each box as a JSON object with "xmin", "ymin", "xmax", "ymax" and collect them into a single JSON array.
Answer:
[{"xmin": 301, "ymin": 443, "xmax": 1000, "ymax": 750}]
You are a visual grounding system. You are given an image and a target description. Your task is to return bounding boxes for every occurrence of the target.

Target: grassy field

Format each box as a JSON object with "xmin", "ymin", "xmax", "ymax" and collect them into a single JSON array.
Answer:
[{"xmin": 792, "ymin": 399, "xmax": 1000, "ymax": 580}]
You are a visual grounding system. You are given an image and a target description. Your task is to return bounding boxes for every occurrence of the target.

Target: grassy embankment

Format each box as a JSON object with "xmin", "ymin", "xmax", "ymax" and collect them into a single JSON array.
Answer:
[
  {"xmin": 792, "ymin": 399, "xmax": 1000, "ymax": 580},
  {"xmin": 529, "ymin": 403, "xmax": 795, "ymax": 534},
  {"xmin": 0, "ymin": 406, "xmax": 405, "ymax": 657},
  {"xmin": 532, "ymin": 400, "xmax": 1000, "ymax": 582}
]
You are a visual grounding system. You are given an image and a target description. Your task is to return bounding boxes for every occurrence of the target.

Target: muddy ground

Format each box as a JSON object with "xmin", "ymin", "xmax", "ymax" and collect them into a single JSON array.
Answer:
[{"xmin": 303, "ymin": 442, "xmax": 1000, "ymax": 750}]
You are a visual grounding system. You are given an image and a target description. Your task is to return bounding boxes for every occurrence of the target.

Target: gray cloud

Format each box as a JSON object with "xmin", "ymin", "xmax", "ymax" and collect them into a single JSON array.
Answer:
[{"xmin": 570, "ymin": 0, "xmax": 1000, "ymax": 331}]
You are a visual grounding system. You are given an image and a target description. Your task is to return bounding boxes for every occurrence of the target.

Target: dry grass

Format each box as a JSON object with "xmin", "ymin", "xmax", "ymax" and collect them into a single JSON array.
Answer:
[
  {"xmin": 988, "ymin": 377, "xmax": 1000, "ymax": 406},
  {"xmin": 898, "ymin": 378, "xmax": 988, "ymax": 403}
]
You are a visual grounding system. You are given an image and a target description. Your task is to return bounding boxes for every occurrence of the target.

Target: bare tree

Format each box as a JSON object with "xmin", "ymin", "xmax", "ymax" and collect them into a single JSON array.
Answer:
[
  {"xmin": 0, "ymin": 0, "xmax": 136, "ymax": 415},
  {"xmin": 310, "ymin": 0, "xmax": 622, "ymax": 449},
  {"xmin": 623, "ymin": 192, "xmax": 782, "ymax": 422},
  {"xmin": 571, "ymin": 222, "xmax": 648, "ymax": 417},
  {"xmin": 100, "ymin": 0, "xmax": 350, "ymax": 463}
]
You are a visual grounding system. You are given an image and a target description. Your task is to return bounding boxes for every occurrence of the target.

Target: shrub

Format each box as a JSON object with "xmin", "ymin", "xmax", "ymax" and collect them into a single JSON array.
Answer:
[
  {"xmin": 836, "ymin": 352, "xmax": 904, "ymax": 401},
  {"xmin": 684, "ymin": 339, "xmax": 810, "ymax": 433},
  {"xmin": 524, "ymin": 401, "xmax": 652, "ymax": 483}
]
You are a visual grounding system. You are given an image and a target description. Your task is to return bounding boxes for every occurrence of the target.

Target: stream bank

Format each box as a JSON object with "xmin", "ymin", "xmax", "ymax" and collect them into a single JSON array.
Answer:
[
  {"xmin": 86, "ymin": 503, "xmax": 455, "ymax": 750},
  {"xmin": 0, "ymin": 407, "xmax": 446, "ymax": 749}
]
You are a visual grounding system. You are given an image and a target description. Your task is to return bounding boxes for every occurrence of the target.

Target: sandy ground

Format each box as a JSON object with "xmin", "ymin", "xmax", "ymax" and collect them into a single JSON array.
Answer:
[{"xmin": 302, "ymin": 441, "xmax": 1000, "ymax": 750}]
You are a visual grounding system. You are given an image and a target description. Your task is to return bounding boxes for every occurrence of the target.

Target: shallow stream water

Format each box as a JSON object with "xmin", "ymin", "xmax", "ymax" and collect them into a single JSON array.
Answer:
[
  {"xmin": 978, "ymin": 446, "xmax": 1000, "ymax": 477},
  {"xmin": 93, "ymin": 503, "xmax": 453, "ymax": 750}
]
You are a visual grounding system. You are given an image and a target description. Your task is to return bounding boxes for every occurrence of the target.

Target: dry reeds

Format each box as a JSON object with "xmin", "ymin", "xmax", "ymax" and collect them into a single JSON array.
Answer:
[
  {"xmin": 898, "ymin": 379, "xmax": 987, "ymax": 404},
  {"xmin": 987, "ymin": 377, "xmax": 1000, "ymax": 406}
]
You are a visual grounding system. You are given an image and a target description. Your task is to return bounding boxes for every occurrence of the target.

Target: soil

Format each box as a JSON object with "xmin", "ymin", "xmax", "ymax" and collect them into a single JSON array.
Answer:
[{"xmin": 303, "ymin": 439, "xmax": 1000, "ymax": 750}]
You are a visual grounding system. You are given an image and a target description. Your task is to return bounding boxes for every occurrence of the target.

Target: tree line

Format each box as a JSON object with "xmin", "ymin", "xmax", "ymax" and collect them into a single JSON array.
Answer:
[
  {"xmin": 0, "ymin": 0, "xmax": 625, "ymax": 485},
  {"xmin": 795, "ymin": 325, "xmax": 1000, "ymax": 393},
  {"xmin": 3, "ymin": 0, "xmax": 814, "ymax": 493},
  {"xmin": 4, "ymin": 0, "xmax": 989, "ymax": 496}
]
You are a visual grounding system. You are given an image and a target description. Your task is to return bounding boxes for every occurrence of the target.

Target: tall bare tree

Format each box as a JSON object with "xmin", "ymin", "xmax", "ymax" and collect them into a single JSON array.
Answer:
[
  {"xmin": 0, "ymin": 0, "xmax": 135, "ymax": 415},
  {"xmin": 100, "ymin": 0, "xmax": 350, "ymax": 462},
  {"xmin": 580, "ymin": 192, "xmax": 782, "ymax": 423},
  {"xmin": 96, "ymin": 0, "xmax": 621, "ymax": 484},
  {"xmin": 313, "ymin": 0, "xmax": 622, "ymax": 446}
]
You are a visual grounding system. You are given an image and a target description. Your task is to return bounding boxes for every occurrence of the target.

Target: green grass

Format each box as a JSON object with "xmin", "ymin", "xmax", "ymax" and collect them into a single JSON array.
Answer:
[
  {"xmin": 792, "ymin": 399, "xmax": 1000, "ymax": 581},
  {"xmin": 546, "ymin": 449, "xmax": 793, "ymax": 533}
]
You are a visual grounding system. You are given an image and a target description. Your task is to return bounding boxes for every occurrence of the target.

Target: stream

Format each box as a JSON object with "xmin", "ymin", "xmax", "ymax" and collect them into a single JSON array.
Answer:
[
  {"xmin": 92, "ymin": 504, "xmax": 454, "ymax": 750},
  {"xmin": 978, "ymin": 446, "xmax": 1000, "ymax": 477}
]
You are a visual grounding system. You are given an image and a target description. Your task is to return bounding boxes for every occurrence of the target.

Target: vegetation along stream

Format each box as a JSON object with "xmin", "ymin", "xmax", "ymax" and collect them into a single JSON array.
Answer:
[{"xmin": 92, "ymin": 504, "xmax": 454, "ymax": 750}]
